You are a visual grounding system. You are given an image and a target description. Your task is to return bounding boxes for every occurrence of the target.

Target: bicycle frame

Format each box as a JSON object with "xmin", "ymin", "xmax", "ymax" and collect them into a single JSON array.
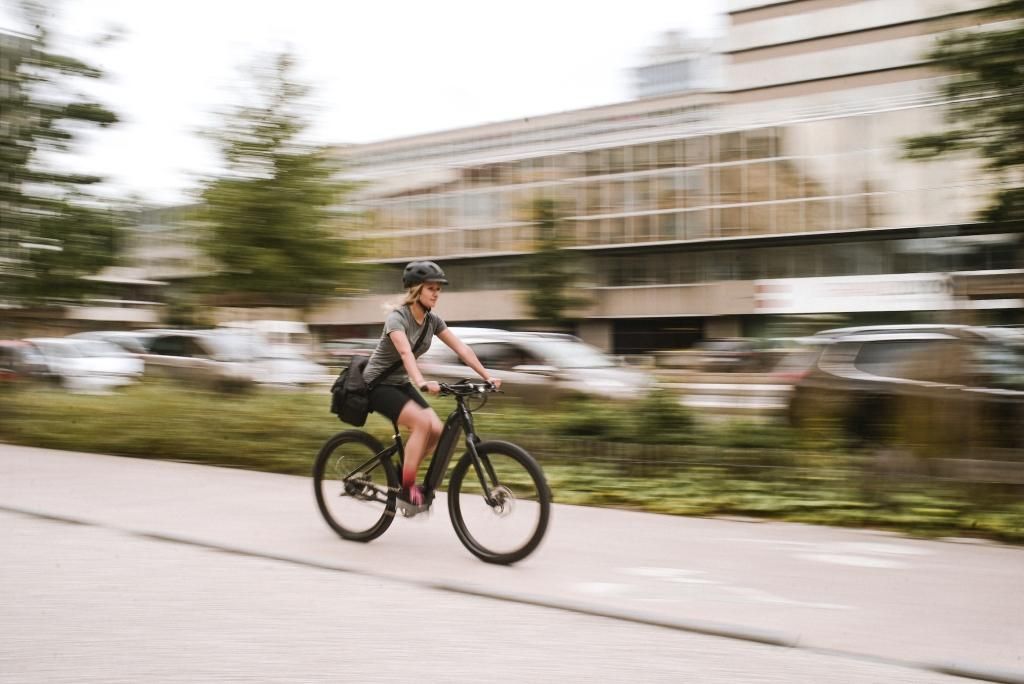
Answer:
[
  {"xmin": 422, "ymin": 399, "xmax": 473, "ymax": 493},
  {"xmin": 343, "ymin": 390, "xmax": 499, "ymax": 506}
]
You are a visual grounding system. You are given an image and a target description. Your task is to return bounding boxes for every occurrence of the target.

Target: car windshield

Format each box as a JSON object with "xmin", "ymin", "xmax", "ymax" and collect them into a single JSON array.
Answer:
[
  {"xmin": 971, "ymin": 340, "xmax": 1024, "ymax": 391},
  {"xmin": 34, "ymin": 341, "xmax": 76, "ymax": 358},
  {"xmin": 76, "ymin": 340, "xmax": 129, "ymax": 357},
  {"xmin": 105, "ymin": 335, "xmax": 149, "ymax": 354},
  {"xmin": 203, "ymin": 333, "xmax": 262, "ymax": 361},
  {"xmin": 524, "ymin": 338, "xmax": 616, "ymax": 369}
]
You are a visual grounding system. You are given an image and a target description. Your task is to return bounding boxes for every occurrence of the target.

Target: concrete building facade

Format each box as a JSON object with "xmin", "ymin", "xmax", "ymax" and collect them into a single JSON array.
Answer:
[{"xmin": 310, "ymin": 0, "xmax": 1021, "ymax": 351}]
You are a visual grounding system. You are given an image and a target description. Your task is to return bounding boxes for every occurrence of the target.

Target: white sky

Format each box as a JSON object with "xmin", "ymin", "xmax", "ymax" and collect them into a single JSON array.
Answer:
[{"xmin": 1, "ymin": 0, "xmax": 723, "ymax": 206}]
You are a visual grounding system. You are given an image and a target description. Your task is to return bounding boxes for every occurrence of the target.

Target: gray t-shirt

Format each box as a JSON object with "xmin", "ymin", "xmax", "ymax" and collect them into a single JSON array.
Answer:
[{"xmin": 363, "ymin": 306, "xmax": 448, "ymax": 386}]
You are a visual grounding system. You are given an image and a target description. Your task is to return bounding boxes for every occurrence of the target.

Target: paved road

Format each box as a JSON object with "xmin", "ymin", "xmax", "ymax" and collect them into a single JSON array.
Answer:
[
  {"xmin": 2, "ymin": 511, "xmax": 971, "ymax": 683},
  {"xmin": 1, "ymin": 444, "xmax": 1022, "ymax": 683}
]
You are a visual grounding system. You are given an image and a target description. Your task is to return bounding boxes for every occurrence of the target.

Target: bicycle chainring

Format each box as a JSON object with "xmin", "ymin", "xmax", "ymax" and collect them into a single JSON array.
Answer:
[{"xmin": 343, "ymin": 473, "xmax": 375, "ymax": 500}]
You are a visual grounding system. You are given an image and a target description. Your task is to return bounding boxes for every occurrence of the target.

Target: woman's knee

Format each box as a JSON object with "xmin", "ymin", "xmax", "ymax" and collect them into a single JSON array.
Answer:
[
  {"xmin": 400, "ymin": 405, "xmax": 439, "ymax": 434},
  {"xmin": 428, "ymin": 415, "xmax": 443, "ymax": 440}
]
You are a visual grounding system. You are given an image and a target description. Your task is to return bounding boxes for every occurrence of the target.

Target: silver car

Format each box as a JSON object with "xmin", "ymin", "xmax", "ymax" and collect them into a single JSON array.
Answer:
[
  {"xmin": 419, "ymin": 328, "xmax": 653, "ymax": 405},
  {"xmin": 138, "ymin": 330, "xmax": 258, "ymax": 390},
  {"xmin": 23, "ymin": 338, "xmax": 143, "ymax": 392}
]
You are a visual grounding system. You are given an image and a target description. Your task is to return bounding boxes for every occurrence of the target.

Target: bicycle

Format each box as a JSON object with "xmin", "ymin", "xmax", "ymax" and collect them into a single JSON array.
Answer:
[{"xmin": 313, "ymin": 379, "xmax": 551, "ymax": 565}]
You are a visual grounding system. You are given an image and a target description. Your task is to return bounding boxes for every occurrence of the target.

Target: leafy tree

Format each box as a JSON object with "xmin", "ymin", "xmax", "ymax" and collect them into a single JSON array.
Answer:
[
  {"xmin": 0, "ymin": 1, "xmax": 121, "ymax": 305},
  {"xmin": 199, "ymin": 52, "xmax": 354, "ymax": 308},
  {"xmin": 520, "ymin": 198, "xmax": 589, "ymax": 325},
  {"xmin": 904, "ymin": 0, "xmax": 1024, "ymax": 222}
]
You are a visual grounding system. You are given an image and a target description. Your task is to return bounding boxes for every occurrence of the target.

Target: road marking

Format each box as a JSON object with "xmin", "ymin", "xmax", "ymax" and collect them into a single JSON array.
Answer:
[
  {"xmin": 728, "ymin": 538, "xmax": 932, "ymax": 567},
  {"xmin": 616, "ymin": 567, "xmax": 852, "ymax": 610},
  {"xmin": 621, "ymin": 566, "xmax": 720, "ymax": 584},
  {"xmin": 723, "ymin": 586, "xmax": 851, "ymax": 610},
  {"xmin": 575, "ymin": 582, "xmax": 632, "ymax": 596},
  {"xmin": 826, "ymin": 542, "xmax": 930, "ymax": 556},
  {"xmin": 797, "ymin": 553, "xmax": 908, "ymax": 569}
]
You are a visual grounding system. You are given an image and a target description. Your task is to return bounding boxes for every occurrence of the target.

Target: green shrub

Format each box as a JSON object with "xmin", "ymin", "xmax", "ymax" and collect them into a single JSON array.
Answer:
[
  {"xmin": 551, "ymin": 390, "xmax": 695, "ymax": 445},
  {"xmin": 630, "ymin": 389, "xmax": 696, "ymax": 444},
  {"xmin": 700, "ymin": 420, "xmax": 802, "ymax": 449},
  {"xmin": 553, "ymin": 397, "xmax": 634, "ymax": 442}
]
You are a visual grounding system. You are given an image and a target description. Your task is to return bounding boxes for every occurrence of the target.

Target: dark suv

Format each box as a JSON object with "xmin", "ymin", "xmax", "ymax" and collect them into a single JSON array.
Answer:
[{"xmin": 787, "ymin": 325, "xmax": 1024, "ymax": 458}]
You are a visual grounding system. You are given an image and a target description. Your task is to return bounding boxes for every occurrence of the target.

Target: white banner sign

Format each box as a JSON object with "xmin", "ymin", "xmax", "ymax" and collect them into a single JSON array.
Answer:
[{"xmin": 754, "ymin": 273, "xmax": 954, "ymax": 314}]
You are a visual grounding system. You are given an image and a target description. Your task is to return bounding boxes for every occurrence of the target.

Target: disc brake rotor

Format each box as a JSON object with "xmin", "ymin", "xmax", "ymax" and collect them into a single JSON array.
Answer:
[{"xmin": 488, "ymin": 485, "xmax": 515, "ymax": 517}]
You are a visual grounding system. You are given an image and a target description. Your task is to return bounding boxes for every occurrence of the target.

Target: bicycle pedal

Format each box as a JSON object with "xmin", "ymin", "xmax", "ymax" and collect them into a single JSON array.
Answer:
[{"xmin": 396, "ymin": 500, "xmax": 431, "ymax": 518}]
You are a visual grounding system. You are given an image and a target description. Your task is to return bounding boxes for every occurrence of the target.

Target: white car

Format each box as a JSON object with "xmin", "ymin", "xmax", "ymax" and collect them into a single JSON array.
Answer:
[
  {"xmin": 24, "ymin": 338, "xmax": 144, "ymax": 392},
  {"xmin": 419, "ymin": 327, "xmax": 654, "ymax": 405}
]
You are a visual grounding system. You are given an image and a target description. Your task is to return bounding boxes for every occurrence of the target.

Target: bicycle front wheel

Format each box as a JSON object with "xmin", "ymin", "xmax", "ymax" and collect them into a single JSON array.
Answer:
[
  {"xmin": 448, "ymin": 440, "xmax": 551, "ymax": 565},
  {"xmin": 313, "ymin": 430, "xmax": 397, "ymax": 542}
]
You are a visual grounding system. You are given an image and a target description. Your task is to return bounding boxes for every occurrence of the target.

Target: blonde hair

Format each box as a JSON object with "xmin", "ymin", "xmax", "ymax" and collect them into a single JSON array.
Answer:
[{"xmin": 402, "ymin": 284, "xmax": 425, "ymax": 307}]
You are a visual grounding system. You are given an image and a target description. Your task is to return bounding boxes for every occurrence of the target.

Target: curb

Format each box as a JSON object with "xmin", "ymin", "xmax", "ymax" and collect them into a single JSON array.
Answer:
[
  {"xmin": 429, "ymin": 580, "xmax": 797, "ymax": 647},
  {"xmin": 928, "ymin": 663, "xmax": 1024, "ymax": 684}
]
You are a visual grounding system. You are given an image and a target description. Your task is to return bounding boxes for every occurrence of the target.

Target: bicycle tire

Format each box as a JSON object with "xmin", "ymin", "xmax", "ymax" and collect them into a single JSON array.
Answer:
[
  {"xmin": 447, "ymin": 440, "xmax": 551, "ymax": 565},
  {"xmin": 313, "ymin": 430, "xmax": 398, "ymax": 542}
]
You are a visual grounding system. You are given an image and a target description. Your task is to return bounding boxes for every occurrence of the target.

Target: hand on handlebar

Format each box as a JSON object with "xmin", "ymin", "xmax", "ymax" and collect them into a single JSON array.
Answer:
[
  {"xmin": 419, "ymin": 381, "xmax": 441, "ymax": 396},
  {"xmin": 485, "ymin": 376, "xmax": 502, "ymax": 390}
]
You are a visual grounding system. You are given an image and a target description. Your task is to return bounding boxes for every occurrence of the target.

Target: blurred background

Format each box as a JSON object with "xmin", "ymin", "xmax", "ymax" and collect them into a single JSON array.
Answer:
[{"xmin": 1, "ymin": 0, "xmax": 1022, "ymax": 536}]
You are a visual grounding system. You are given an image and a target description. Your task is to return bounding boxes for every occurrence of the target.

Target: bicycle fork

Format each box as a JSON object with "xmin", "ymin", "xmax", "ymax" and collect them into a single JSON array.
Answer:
[{"xmin": 465, "ymin": 439, "xmax": 504, "ymax": 508}]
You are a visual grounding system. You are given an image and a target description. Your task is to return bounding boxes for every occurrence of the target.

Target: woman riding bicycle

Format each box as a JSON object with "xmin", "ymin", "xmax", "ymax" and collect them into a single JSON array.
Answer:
[{"xmin": 362, "ymin": 260, "xmax": 501, "ymax": 508}]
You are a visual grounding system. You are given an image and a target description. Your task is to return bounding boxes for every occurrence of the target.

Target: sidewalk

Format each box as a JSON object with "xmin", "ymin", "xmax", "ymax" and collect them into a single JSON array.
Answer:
[{"xmin": 1, "ymin": 443, "xmax": 1022, "ymax": 682}]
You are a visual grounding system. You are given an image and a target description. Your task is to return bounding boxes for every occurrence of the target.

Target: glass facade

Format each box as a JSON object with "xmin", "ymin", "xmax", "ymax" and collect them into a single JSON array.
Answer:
[
  {"xmin": 358, "ymin": 233, "xmax": 1023, "ymax": 295},
  {"xmin": 354, "ymin": 102, "xmax": 988, "ymax": 262}
]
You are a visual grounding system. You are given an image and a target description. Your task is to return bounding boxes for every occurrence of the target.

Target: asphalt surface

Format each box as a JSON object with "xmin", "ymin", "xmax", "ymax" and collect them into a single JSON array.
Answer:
[
  {"xmin": 1, "ymin": 443, "xmax": 1022, "ymax": 683},
  {"xmin": 1, "ymin": 511, "xmax": 972, "ymax": 684}
]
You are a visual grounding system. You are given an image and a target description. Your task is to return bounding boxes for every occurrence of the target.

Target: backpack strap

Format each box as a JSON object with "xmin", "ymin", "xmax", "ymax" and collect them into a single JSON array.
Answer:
[{"xmin": 368, "ymin": 311, "xmax": 432, "ymax": 390}]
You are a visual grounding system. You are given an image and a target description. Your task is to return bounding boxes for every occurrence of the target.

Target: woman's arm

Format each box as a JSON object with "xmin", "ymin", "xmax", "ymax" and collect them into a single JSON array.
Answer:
[
  {"xmin": 436, "ymin": 329, "xmax": 501, "ymax": 388},
  {"xmin": 389, "ymin": 330, "xmax": 439, "ymax": 394}
]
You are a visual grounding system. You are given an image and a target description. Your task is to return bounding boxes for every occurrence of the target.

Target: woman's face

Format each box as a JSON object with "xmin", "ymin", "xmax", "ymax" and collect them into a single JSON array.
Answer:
[{"xmin": 419, "ymin": 282, "xmax": 442, "ymax": 309}]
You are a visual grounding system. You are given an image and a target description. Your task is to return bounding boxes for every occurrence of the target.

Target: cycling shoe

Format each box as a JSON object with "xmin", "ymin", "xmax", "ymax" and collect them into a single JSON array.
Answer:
[{"xmin": 397, "ymin": 485, "xmax": 429, "ymax": 518}]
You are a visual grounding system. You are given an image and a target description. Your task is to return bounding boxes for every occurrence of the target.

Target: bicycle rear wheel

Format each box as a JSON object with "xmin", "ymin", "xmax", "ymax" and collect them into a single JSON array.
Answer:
[
  {"xmin": 448, "ymin": 440, "xmax": 551, "ymax": 565},
  {"xmin": 313, "ymin": 430, "xmax": 397, "ymax": 542}
]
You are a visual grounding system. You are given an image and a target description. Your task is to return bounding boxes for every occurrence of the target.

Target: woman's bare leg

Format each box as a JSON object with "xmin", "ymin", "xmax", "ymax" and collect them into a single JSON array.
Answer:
[{"xmin": 397, "ymin": 402, "xmax": 444, "ymax": 489}]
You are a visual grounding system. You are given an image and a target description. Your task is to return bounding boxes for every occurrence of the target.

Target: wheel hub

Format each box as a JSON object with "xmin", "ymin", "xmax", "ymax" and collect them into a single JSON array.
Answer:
[{"xmin": 488, "ymin": 485, "xmax": 514, "ymax": 517}]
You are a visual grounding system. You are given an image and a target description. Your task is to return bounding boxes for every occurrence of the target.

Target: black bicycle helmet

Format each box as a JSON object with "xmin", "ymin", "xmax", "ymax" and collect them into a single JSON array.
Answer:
[{"xmin": 402, "ymin": 260, "xmax": 449, "ymax": 288}]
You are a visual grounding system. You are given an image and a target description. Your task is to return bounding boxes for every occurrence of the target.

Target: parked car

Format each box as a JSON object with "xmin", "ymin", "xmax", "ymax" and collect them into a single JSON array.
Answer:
[
  {"xmin": 418, "ymin": 327, "xmax": 653, "ymax": 405},
  {"xmin": 23, "ymin": 338, "xmax": 144, "ymax": 392},
  {"xmin": 138, "ymin": 329, "xmax": 329, "ymax": 390},
  {"xmin": 0, "ymin": 340, "xmax": 50, "ymax": 383},
  {"xmin": 787, "ymin": 325, "xmax": 1024, "ymax": 457},
  {"xmin": 136, "ymin": 330, "xmax": 259, "ymax": 390}
]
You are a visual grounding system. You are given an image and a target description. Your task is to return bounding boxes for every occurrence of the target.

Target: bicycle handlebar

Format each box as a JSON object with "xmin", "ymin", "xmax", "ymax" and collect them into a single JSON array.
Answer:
[{"xmin": 438, "ymin": 380, "xmax": 500, "ymax": 397}]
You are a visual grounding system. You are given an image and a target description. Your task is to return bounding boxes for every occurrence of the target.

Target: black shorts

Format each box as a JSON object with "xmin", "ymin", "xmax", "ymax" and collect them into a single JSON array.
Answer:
[{"xmin": 368, "ymin": 382, "xmax": 429, "ymax": 423}]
